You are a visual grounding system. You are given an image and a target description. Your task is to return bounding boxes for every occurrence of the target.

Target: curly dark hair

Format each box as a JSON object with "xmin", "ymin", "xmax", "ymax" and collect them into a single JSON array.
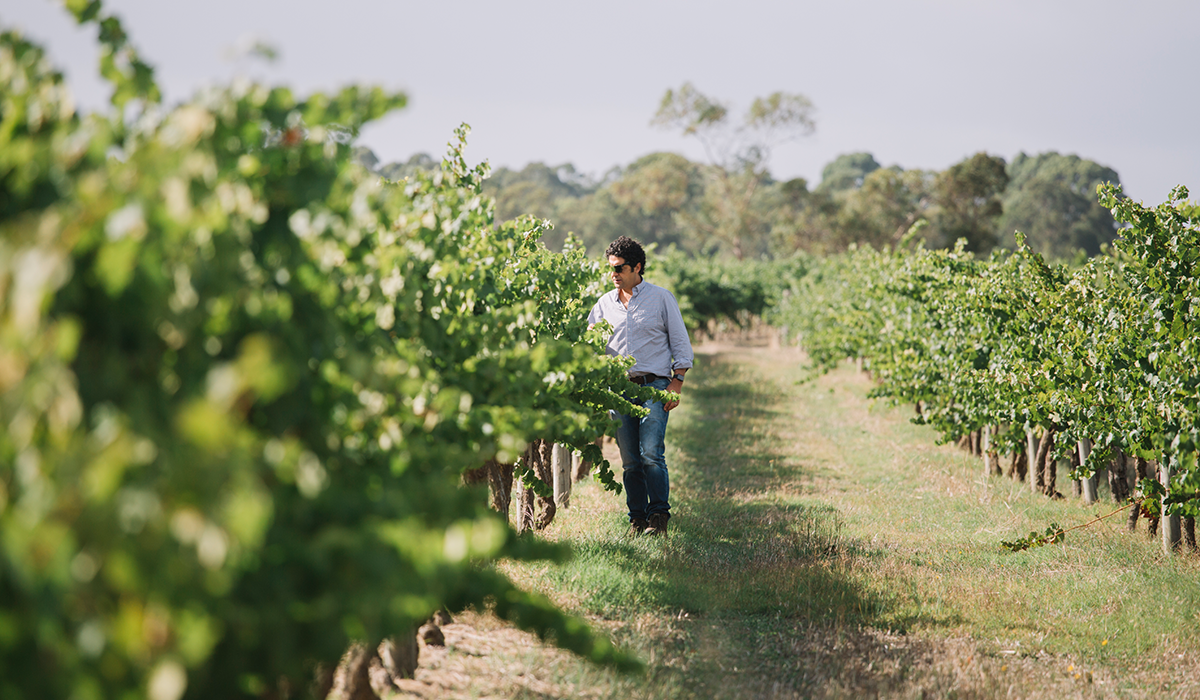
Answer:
[{"xmin": 605, "ymin": 236, "xmax": 646, "ymax": 274}]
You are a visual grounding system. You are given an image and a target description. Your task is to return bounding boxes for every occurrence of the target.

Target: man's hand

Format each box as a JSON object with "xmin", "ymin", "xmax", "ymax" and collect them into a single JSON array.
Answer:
[{"xmin": 664, "ymin": 378, "xmax": 683, "ymax": 412}]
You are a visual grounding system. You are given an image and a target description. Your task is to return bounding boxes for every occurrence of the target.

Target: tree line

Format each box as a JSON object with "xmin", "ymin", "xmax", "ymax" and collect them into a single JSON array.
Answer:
[{"xmin": 360, "ymin": 83, "xmax": 1122, "ymax": 263}]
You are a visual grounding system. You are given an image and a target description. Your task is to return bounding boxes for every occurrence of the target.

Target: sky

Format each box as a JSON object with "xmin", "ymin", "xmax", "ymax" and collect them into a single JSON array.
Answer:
[{"xmin": 4, "ymin": 0, "xmax": 1198, "ymax": 203}]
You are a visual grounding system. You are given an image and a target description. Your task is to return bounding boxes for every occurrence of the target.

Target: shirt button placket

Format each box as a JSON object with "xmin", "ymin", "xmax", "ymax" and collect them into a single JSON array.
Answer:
[
  {"xmin": 624, "ymin": 304, "xmax": 633, "ymax": 355},
  {"xmin": 628, "ymin": 298, "xmax": 635, "ymax": 356}
]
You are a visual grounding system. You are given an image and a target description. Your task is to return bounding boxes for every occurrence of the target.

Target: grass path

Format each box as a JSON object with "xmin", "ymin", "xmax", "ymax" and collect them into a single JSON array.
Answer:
[{"xmin": 405, "ymin": 342, "xmax": 1200, "ymax": 699}]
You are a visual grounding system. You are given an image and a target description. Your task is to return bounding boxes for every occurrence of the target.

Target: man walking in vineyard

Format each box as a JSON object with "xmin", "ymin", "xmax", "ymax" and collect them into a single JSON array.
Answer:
[{"xmin": 588, "ymin": 236, "xmax": 694, "ymax": 536}]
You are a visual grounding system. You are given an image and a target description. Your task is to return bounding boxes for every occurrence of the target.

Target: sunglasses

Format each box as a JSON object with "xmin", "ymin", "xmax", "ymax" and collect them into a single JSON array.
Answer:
[{"xmin": 609, "ymin": 263, "xmax": 630, "ymax": 273}]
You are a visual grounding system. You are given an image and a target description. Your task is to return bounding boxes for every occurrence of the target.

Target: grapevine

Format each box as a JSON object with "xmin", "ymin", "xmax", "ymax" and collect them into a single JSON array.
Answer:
[
  {"xmin": 771, "ymin": 185, "xmax": 1200, "ymax": 552},
  {"xmin": 0, "ymin": 6, "xmax": 643, "ymax": 698}
]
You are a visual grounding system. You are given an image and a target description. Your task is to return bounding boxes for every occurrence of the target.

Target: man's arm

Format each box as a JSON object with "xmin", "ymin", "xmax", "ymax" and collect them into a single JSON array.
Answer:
[
  {"xmin": 663, "ymin": 291, "xmax": 694, "ymax": 375},
  {"xmin": 663, "ymin": 291, "xmax": 692, "ymax": 411}
]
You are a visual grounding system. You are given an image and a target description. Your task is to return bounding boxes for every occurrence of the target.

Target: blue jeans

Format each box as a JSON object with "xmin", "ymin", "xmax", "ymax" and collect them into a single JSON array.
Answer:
[{"xmin": 614, "ymin": 376, "xmax": 671, "ymax": 521}]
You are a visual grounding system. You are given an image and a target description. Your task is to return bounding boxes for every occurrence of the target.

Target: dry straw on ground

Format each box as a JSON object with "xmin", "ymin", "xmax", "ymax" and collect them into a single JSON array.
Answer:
[{"xmin": 377, "ymin": 608, "xmax": 1199, "ymax": 699}]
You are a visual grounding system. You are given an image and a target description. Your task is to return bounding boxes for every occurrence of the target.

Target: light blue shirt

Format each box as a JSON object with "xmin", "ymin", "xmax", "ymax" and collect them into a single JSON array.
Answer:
[{"xmin": 587, "ymin": 279, "xmax": 694, "ymax": 378}]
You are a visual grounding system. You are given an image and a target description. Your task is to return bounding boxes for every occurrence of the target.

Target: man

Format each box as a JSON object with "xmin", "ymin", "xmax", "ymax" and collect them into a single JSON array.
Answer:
[{"xmin": 587, "ymin": 236, "xmax": 693, "ymax": 536}]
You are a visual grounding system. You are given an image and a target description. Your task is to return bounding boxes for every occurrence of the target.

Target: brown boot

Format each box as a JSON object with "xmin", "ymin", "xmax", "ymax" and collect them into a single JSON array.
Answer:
[
  {"xmin": 645, "ymin": 512, "xmax": 670, "ymax": 536},
  {"xmin": 628, "ymin": 518, "xmax": 649, "ymax": 537}
]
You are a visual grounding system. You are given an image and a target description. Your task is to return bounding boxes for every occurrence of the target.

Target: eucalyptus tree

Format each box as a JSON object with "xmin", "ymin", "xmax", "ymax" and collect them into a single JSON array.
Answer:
[
  {"xmin": 814, "ymin": 152, "xmax": 881, "ymax": 193},
  {"xmin": 928, "ymin": 152, "xmax": 1009, "ymax": 252},
  {"xmin": 836, "ymin": 167, "xmax": 935, "ymax": 250},
  {"xmin": 999, "ymin": 151, "xmax": 1122, "ymax": 258},
  {"xmin": 652, "ymin": 82, "xmax": 816, "ymax": 259}
]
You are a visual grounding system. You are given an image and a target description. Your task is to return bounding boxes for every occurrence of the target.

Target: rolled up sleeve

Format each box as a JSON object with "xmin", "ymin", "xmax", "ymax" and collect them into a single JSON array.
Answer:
[{"xmin": 663, "ymin": 291, "xmax": 693, "ymax": 371}]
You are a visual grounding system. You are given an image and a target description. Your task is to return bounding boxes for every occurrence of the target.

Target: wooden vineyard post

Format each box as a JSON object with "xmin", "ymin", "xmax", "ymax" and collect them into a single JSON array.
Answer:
[
  {"xmin": 1027, "ymin": 427, "xmax": 1039, "ymax": 493},
  {"xmin": 982, "ymin": 425, "xmax": 1001, "ymax": 477},
  {"xmin": 515, "ymin": 471, "xmax": 533, "ymax": 535},
  {"xmin": 552, "ymin": 443, "xmax": 572, "ymax": 509},
  {"xmin": 1107, "ymin": 447, "xmax": 1131, "ymax": 503},
  {"xmin": 1129, "ymin": 457, "xmax": 1153, "ymax": 531},
  {"xmin": 515, "ymin": 440, "xmax": 556, "ymax": 533},
  {"xmin": 1078, "ymin": 439, "xmax": 1098, "ymax": 504},
  {"xmin": 486, "ymin": 460, "xmax": 514, "ymax": 517},
  {"xmin": 1161, "ymin": 456, "xmax": 1182, "ymax": 554},
  {"xmin": 982, "ymin": 426, "xmax": 991, "ymax": 477},
  {"xmin": 1070, "ymin": 448, "xmax": 1082, "ymax": 499},
  {"xmin": 1033, "ymin": 428, "xmax": 1056, "ymax": 496}
]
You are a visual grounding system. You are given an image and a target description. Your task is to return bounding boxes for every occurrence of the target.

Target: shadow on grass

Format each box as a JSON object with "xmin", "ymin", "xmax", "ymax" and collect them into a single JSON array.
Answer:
[
  {"xmin": 563, "ymin": 354, "xmax": 888, "ymax": 622},
  {"xmin": 541, "ymin": 351, "xmax": 964, "ymax": 697}
]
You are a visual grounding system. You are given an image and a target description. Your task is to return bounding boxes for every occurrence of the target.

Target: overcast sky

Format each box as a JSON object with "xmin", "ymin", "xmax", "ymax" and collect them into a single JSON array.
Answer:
[{"xmin": 5, "ymin": 0, "xmax": 1198, "ymax": 203}]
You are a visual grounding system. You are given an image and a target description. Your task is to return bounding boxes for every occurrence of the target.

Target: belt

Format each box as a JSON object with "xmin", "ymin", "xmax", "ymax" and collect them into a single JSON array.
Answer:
[{"xmin": 629, "ymin": 374, "xmax": 665, "ymax": 385}]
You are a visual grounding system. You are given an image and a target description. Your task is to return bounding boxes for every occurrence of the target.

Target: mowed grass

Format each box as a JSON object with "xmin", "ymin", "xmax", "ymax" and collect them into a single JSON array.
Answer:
[{"xmin": 488, "ymin": 343, "xmax": 1200, "ymax": 698}]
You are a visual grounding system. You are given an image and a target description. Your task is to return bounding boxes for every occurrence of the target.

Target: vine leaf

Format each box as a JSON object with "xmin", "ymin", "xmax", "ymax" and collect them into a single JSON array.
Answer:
[{"xmin": 1000, "ymin": 500, "xmax": 1143, "ymax": 552}]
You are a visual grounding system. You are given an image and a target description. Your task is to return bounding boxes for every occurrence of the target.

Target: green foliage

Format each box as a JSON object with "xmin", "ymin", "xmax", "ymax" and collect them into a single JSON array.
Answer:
[
  {"xmin": 0, "ymin": 9, "xmax": 641, "ymax": 699},
  {"xmin": 1139, "ymin": 478, "xmax": 1166, "ymax": 519},
  {"xmin": 652, "ymin": 82, "xmax": 731, "ymax": 138},
  {"xmin": 836, "ymin": 168, "xmax": 933, "ymax": 248},
  {"xmin": 780, "ymin": 166, "xmax": 936, "ymax": 254},
  {"xmin": 480, "ymin": 154, "xmax": 700, "ymax": 255},
  {"xmin": 652, "ymin": 83, "xmax": 815, "ymax": 171},
  {"xmin": 376, "ymin": 151, "xmax": 437, "ymax": 181},
  {"xmin": 999, "ymin": 151, "xmax": 1122, "ymax": 258},
  {"xmin": 1000, "ymin": 523, "xmax": 1065, "ymax": 552},
  {"xmin": 586, "ymin": 153, "xmax": 700, "ymax": 253},
  {"xmin": 814, "ymin": 152, "xmax": 881, "ymax": 194},
  {"xmin": 653, "ymin": 250, "xmax": 810, "ymax": 335},
  {"xmin": 999, "ymin": 499, "xmax": 1145, "ymax": 552},
  {"xmin": 746, "ymin": 92, "xmax": 817, "ymax": 136},
  {"xmin": 468, "ymin": 143, "xmax": 1119, "ymax": 262},
  {"xmin": 772, "ymin": 181, "xmax": 1200, "ymax": 547},
  {"xmin": 928, "ymin": 152, "xmax": 1009, "ymax": 251},
  {"xmin": 63, "ymin": 0, "xmax": 160, "ymax": 110},
  {"xmin": 652, "ymin": 83, "xmax": 817, "ymax": 259},
  {"xmin": 483, "ymin": 162, "xmax": 594, "ymax": 226}
]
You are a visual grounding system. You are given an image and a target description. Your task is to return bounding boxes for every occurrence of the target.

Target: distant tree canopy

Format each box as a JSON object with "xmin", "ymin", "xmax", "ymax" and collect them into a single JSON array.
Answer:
[
  {"xmin": 571, "ymin": 152, "xmax": 702, "ymax": 254},
  {"xmin": 928, "ymin": 152, "xmax": 1010, "ymax": 252},
  {"xmin": 378, "ymin": 152, "xmax": 439, "ymax": 181},
  {"xmin": 998, "ymin": 151, "xmax": 1121, "ymax": 257},
  {"xmin": 651, "ymin": 82, "xmax": 818, "ymax": 259},
  {"xmin": 481, "ymin": 162, "xmax": 591, "ymax": 226},
  {"xmin": 815, "ymin": 152, "xmax": 881, "ymax": 194},
  {"xmin": 837, "ymin": 167, "xmax": 934, "ymax": 249},
  {"xmin": 355, "ymin": 146, "xmax": 1120, "ymax": 262}
]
